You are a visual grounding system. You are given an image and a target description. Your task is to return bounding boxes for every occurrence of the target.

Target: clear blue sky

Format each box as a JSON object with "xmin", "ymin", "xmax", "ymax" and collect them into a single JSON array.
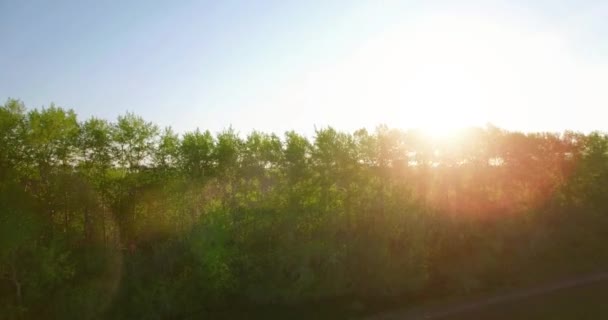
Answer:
[{"xmin": 1, "ymin": 0, "xmax": 607, "ymax": 134}]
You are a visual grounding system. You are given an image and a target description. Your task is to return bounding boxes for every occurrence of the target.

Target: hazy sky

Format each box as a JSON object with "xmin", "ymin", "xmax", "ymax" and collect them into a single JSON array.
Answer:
[{"xmin": 1, "ymin": 0, "xmax": 607, "ymax": 135}]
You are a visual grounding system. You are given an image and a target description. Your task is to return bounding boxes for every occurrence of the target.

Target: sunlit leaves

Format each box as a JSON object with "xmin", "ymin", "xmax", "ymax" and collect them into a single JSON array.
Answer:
[
  {"xmin": 112, "ymin": 112, "xmax": 159, "ymax": 170},
  {"xmin": 3, "ymin": 99, "xmax": 608, "ymax": 318},
  {"xmin": 26, "ymin": 105, "xmax": 80, "ymax": 168}
]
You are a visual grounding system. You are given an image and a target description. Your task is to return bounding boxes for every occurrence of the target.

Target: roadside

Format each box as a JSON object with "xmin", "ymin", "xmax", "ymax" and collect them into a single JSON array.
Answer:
[{"xmin": 367, "ymin": 272, "xmax": 608, "ymax": 320}]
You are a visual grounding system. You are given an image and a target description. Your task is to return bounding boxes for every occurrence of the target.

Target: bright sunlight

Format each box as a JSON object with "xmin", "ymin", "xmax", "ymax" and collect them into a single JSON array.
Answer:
[
  {"xmin": 343, "ymin": 13, "xmax": 567, "ymax": 135},
  {"xmin": 266, "ymin": 12, "xmax": 601, "ymax": 137},
  {"xmin": 4, "ymin": 2, "xmax": 608, "ymax": 319}
]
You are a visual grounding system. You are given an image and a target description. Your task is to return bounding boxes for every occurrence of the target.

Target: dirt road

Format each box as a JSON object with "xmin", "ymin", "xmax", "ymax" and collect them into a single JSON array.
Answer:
[{"xmin": 369, "ymin": 272, "xmax": 608, "ymax": 320}]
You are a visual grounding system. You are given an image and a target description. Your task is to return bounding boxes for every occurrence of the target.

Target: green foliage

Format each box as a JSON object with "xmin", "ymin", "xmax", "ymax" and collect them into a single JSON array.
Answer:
[
  {"xmin": 180, "ymin": 129, "xmax": 215, "ymax": 178},
  {"xmin": 112, "ymin": 112, "xmax": 159, "ymax": 170},
  {"xmin": 2, "ymin": 99, "xmax": 608, "ymax": 318}
]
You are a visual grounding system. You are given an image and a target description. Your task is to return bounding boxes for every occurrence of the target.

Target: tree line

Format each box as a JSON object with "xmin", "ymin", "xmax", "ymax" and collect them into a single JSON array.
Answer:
[{"xmin": 2, "ymin": 98, "xmax": 608, "ymax": 319}]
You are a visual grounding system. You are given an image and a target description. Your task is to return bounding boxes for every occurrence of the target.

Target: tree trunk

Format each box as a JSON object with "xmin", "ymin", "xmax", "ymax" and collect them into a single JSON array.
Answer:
[
  {"xmin": 64, "ymin": 191, "xmax": 69, "ymax": 234},
  {"xmin": 102, "ymin": 204, "xmax": 107, "ymax": 248},
  {"xmin": 10, "ymin": 261, "xmax": 22, "ymax": 308},
  {"xmin": 84, "ymin": 205, "xmax": 90, "ymax": 243}
]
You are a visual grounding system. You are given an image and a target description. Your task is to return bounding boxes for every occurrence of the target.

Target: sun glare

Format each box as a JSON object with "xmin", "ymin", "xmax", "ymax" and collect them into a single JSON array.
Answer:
[
  {"xmin": 388, "ymin": 14, "xmax": 568, "ymax": 136},
  {"xmin": 376, "ymin": 14, "xmax": 536, "ymax": 136},
  {"xmin": 280, "ymin": 13, "xmax": 569, "ymax": 137}
]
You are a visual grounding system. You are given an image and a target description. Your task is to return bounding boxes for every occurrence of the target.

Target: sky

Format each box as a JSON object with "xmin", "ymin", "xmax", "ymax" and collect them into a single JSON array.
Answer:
[{"xmin": 1, "ymin": 0, "xmax": 607, "ymax": 135}]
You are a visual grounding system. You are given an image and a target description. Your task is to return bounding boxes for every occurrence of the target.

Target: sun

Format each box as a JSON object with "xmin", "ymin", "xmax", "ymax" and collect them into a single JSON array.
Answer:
[
  {"xmin": 418, "ymin": 122, "xmax": 463, "ymax": 140},
  {"xmin": 274, "ymin": 12, "xmax": 559, "ymax": 135},
  {"xmin": 328, "ymin": 13, "xmax": 553, "ymax": 135},
  {"xmin": 382, "ymin": 14, "xmax": 517, "ymax": 137}
]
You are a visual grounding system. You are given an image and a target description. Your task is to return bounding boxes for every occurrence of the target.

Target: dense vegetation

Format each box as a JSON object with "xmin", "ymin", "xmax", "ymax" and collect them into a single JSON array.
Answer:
[{"xmin": 2, "ymin": 98, "xmax": 608, "ymax": 319}]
